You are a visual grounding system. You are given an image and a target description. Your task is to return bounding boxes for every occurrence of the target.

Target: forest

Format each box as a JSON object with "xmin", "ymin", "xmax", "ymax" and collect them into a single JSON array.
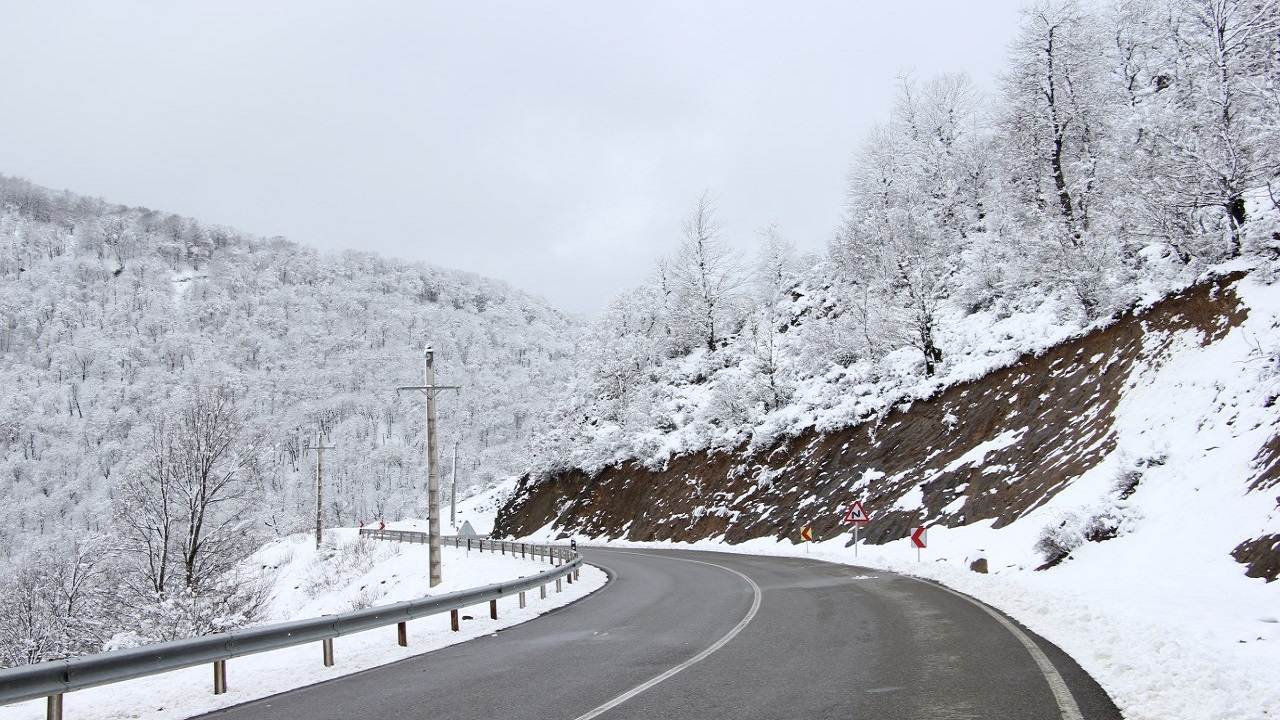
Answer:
[{"xmin": 0, "ymin": 174, "xmax": 581, "ymax": 665}]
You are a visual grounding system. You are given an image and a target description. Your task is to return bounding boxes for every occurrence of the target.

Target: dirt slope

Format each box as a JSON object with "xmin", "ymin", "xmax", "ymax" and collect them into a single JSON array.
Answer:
[{"xmin": 495, "ymin": 272, "xmax": 1279, "ymax": 580}]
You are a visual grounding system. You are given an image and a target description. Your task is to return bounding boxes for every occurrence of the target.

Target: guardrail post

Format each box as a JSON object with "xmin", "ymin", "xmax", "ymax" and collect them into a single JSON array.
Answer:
[
  {"xmin": 567, "ymin": 571, "xmax": 573, "ymax": 585},
  {"xmin": 451, "ymin": 609, "xmax": 460, "ymax": 632},
  {"xmin": 47, "ymin": 694, "xmax": 63, "ymax": 720},
  {"xmin": 322, "ymin": 638, "xmax": 335, "ymax": 667},
  {"xmin": 556, "ymin": 578, "xmax": 562, "ymax": 593},
  {"xmin": 213, "ymin": 660, "xmax": 227, "ymax": 695},
  {"xmin": 519, "ymin": 590, "xmax": 526, "ymax": 609},
  {"xmin": 574, "ymin": 567, "xmax": 580, "ymax": 581},
  {"xmin": 467, "ymin": 538, "xmax": 472, "ymax": 552},
  {"xmin": 501, "ymin": 542, "xmax": 506, "ymax": 555},
  {"xmin": 521, "ymin": 543, "xmax": 526, "ymax": 559},
  {"xmin": 397, "ymin": 621, "xmax": 408, "ymax": 647},
  {"xmin": 541, "ymin": 584, "xmax": 547, "ymax": 599},
  {"xmin": 489, "ymin": 599, "xmax": 498, "ymax": 620}
]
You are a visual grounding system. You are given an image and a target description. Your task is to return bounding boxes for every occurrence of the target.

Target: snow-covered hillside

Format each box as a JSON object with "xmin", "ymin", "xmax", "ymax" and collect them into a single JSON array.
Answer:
[
  {"xmin": 501, "ymin": 269, "xmax": 1280, "ymax": 719},
  {"xmin": 0, "ymin": 174, "xmax": 584, "ymax": 665}
]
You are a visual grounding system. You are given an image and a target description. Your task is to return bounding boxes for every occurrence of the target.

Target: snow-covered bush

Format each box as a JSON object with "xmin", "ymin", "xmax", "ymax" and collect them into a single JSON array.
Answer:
[
  {"xmin": 1035, "ymin": 510, "xmax": 1089, "ymax": 566},
  {"xmin": 1112, "ymin": 452, "xmax": 1165, "ymax": 500},
  {"xmin": 1035, "ymin": 499, "xmax": 1142, "ymax": 567},
  {"xmin": 302, "ymin": 535, "xmax": 397, "ymax": 596}
]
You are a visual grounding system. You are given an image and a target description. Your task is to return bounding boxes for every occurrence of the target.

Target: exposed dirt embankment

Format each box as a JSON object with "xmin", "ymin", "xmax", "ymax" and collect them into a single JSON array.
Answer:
[{"xmin": 496, "ymin": 273, "xmax": 1276, "ymax": 577}]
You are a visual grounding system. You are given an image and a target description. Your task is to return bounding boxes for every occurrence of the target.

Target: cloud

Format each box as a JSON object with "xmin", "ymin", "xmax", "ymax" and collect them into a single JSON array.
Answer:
[{"xmin": 0, "ymin": 0, "xmax": 1024, "ymax": 315}]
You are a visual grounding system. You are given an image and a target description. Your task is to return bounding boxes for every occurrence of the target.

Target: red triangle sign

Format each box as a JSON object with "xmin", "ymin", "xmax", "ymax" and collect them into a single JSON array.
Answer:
[{"xmin": 844, "ymin": 501, "xmax": 870, "ymax": 523}]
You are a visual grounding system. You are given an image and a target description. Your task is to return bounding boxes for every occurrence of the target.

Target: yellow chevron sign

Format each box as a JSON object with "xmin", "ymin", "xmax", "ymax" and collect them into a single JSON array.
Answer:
[{"xmin": 801, "ymin": 526, "xmax": 813, "ymax": 542}]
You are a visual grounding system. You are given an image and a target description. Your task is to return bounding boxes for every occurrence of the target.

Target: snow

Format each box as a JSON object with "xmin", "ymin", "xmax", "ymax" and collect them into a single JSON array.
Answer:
[
  {"xmin": 515, "ymin": 273, "xmax": 1280, "ymax": 720},
  {"xmin": 0, "ymin": 491, "xmax": 605, "ymax": 720},
  {"xmin": 7, "ymin": 280, "xmax": 1278, "ymax": 720},
  {"xmin": 942, "ymin": 428, "xmax": 1026, "ymax": 473}
]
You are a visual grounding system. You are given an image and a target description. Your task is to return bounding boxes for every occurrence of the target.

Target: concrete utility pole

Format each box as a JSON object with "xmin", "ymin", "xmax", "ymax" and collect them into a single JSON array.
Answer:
[
  {"xmin": 397, "ymin": 346, "xmax": 460, "ymax": 587},
  {"xmin": 305, "ymin": 430, "xmax": 337, "ymax": 551},
  {"xmin": 450, "ymin": 441, "xmax": 459, "ymax": 529}
]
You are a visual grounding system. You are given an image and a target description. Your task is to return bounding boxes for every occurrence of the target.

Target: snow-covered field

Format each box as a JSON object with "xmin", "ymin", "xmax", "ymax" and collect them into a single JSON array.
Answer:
[{"xmin": 0, "ymin": 488, "xmax": 606, "ymax": 720}]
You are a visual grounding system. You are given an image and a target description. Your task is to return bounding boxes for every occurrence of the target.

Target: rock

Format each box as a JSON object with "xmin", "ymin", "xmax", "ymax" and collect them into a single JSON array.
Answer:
[{"xmin": 969, "ymin": 557, "xmax": 989, "ymax": 573}]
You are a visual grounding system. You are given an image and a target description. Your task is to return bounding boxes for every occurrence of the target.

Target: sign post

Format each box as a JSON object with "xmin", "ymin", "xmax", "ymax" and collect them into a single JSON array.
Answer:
[{"xmin": 844, "ymin": 501, "xmax": 870, "ymax": 556}]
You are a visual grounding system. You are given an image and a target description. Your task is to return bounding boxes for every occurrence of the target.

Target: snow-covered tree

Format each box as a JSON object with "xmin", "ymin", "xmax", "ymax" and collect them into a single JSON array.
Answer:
[
  {"xmin": 1131, "ymin": 0, "xmax": 1279, "ymax": 259},
  {"xmin": 1002, "ymin": 0, "xmax": 1111, "ymax": 240},
  {"xmin": 115, "ymin": 385, "xmax": 261, "ymax": 596},
  {"xmin": 836, "ymin": 75, "xmax": 988, "ymax": 374},
  {"xmin": 668, "ymin": 192, "xmax": 750, "ymax": 353}
]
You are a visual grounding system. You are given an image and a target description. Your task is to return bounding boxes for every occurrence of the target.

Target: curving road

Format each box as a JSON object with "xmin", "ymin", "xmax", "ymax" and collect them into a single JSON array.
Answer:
[{"xmin": 197, "ymin": 547, "xmax": 1121, "ymax": 719}]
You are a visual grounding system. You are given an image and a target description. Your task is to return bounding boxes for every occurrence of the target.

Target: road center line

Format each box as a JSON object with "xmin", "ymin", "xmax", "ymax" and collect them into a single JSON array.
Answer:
[
  {"xmin": 925, "ymin": 581, "xmax": 1085, "ymax": 720},
  {"xmin": 571, "ymin": 551, "xmax": 763, "ymax": 720}
]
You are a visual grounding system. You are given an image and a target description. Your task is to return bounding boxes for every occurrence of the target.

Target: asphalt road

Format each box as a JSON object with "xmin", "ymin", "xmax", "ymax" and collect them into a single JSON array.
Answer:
[{"xmin": 197, "ymin": 547, "xmax": 1122, "ymax": 719}]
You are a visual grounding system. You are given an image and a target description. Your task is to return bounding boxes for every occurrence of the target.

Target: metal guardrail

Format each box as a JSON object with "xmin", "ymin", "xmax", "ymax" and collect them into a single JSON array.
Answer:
[{"xmin": 0, "ymin": 533, "xmax": 580, "ymax": 719}]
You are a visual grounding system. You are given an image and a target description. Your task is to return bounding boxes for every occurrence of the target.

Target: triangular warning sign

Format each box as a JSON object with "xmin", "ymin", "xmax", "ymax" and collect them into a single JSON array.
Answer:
[{"xmin": 844, "ymin": 501, "xmax": 870, "ymax": 523}]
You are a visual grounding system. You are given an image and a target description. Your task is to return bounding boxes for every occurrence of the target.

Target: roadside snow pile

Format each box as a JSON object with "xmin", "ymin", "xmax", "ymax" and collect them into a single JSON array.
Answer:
[{"xmin": 0, "ymin": 511, "xmax": 602, "ymax": 720}]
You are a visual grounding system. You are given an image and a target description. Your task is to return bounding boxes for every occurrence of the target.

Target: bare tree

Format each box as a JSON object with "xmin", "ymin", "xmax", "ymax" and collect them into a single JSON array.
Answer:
[
  {"xmin": 117, "ymin": 385, "xmax": 262, "ymax": 596},
  {"xmin": 669, "ymin": 192, "xmax": 749, "ymax": 353}
]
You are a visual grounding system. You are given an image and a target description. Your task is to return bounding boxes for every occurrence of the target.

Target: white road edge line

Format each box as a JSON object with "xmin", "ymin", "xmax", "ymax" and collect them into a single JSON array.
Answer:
[
  {"xmin": 571, "ymin": 551, "xmax": 763, "ymax": 720},
  {"xmin": 928, "ymin": 581, "xmax": 1085, "ymax": 720}
]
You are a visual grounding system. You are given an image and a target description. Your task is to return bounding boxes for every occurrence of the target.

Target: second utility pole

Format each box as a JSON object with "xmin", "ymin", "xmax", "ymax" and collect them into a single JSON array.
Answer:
[
  {"xmin": 305, "ymin": 429, "xmax": 336, "ymax": 551},
  {"xmin": 450, "ymin": 441, "xmax": 458, "ymax": 529},
  {"xmin": 397, "ymin": 346, "xmax": 459, "ymax": 587}
]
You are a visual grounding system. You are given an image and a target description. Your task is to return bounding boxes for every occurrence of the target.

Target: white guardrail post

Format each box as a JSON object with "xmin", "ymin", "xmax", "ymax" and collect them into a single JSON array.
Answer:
[{"xmin": 0, "ymin": 533, "xmax": 583, "ymax": 720}]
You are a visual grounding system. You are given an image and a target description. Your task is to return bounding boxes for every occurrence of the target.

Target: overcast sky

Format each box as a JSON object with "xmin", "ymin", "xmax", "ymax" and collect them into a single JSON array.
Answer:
[{"xmin": 1, "ymin": 1, "xmax": 1025, "ymax": 316}]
